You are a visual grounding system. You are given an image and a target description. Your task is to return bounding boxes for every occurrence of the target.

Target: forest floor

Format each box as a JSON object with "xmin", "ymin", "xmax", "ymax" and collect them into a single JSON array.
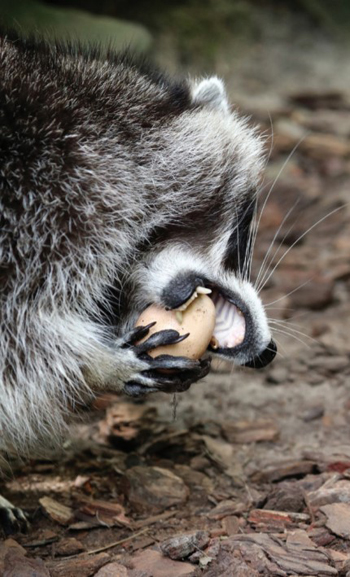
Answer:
[{"xmin": 1, "ymin": 80, "xmax": 350, "ymax": 577}]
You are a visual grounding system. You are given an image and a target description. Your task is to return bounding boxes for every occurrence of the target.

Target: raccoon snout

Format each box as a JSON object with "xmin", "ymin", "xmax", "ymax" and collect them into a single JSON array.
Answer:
[
  {"xmin": 243, "ymin": 339, "xmax": 277, "ymax": 369},
  {"xmin": 162, "ymin": 272, "xmax": 207, "ymax": 310}
]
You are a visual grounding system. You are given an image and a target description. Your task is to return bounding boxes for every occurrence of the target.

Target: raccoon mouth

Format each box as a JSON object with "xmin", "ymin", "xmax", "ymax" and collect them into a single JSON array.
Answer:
[
  {"xmin": 171, "ymin": 283, "xmax": 276, "ymax": 368},
  {"xmin": 209, "ymin": 291, "xmax": 246, "ymax": 351},
  {"xmin": 173, "ymin": 286, "xmax": 247, "ymax": 353}
]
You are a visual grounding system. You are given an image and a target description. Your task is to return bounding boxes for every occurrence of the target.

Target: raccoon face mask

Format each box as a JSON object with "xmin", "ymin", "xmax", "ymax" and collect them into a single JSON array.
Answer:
[{"xmin": 119, "ymin": 78, "xmax": 277, "ymax": 370}]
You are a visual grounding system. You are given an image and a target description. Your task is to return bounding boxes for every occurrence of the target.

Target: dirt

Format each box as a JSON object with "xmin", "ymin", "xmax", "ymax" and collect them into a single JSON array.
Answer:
[{"xmin": 1, "ymin": 30, "xmax": 350, "ymax": 577}]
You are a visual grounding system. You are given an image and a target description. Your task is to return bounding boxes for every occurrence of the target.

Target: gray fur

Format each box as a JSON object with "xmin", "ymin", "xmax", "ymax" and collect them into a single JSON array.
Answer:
[{"xmin": 0, "ymin": 32, "xmax": 273, "ymax": 457}]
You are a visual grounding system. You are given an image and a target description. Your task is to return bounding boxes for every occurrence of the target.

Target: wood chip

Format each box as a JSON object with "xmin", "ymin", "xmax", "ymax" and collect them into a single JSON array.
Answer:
[
  {"xmin": 122, "ymin": 466, "xmax": 189, "ymax": 512},
  {"xmin": 207, "ymin": 499, "xmax": 246, "ymax": 520},
  {"xmin": 308, "ymin": 477, "xmax": 350, "ymax": 507},
  {"xmin": 222, "ymin": 419, "xmax": 279, "ymax": 444},
  {"xmin": 201, "ymin": 435, "xmax": 245, "ymax": 485},
  {"xmin": 250, "ymin": 459, "xmax": 317, "ymax": 483},
  {"xmin": 222, "ymin": 515, "xmax": 240, "ymax": 536},
  {"xmin": 321, "ymin": 502, "xmax": 350, "ymax": 539},
  {"xmin": 99, "ymin": 402, "xmax": 157, "ymax": 448},
  {"xmin": 248, "ymin": 509, "xmax": 310, "ymax": 531},
  {"xmin": 231, "ymin": 530, "xmax": 337, "ymax": 576},
  {"xmin": 74, "ymin": 496, "xmax": 131, "ymax": 528},
  {"xmin": 48, "ymin": 552, "xmax": 110, "ymax": 577},
  {"xmin": 39, "ymin": 496, "xmax": 74, "ymax": 526}
]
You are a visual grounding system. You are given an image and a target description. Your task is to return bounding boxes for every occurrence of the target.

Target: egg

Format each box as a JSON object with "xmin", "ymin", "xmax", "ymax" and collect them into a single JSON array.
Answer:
[{"xmin": 135, "ymin": 294, "xmax": 216, "ymax": 359}]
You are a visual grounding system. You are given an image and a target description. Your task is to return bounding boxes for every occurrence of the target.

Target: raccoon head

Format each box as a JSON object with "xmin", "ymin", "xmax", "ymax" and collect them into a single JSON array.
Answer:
[{"xmin": 128, "ymin": 77, "xmax": 276, "ymax": 369}]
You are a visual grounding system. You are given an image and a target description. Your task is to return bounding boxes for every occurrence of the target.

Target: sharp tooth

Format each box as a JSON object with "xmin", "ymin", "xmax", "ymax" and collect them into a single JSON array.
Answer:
[
  {"xmin": 175, "ymin": 311, "xmax": 183, "ymax": 324},
  {"xmin": 196, "ymin": 286, "xmax": 212, "ymax": 295},
  {"xmin": 174, "ymin": 288, "xmax": 201, "ymax": 317}
]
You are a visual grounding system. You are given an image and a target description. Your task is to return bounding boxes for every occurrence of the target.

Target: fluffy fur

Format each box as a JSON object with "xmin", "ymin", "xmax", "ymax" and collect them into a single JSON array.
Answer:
[{"xmin": 0, "ymin": 31, "xmax": 273, "ymax": 457}]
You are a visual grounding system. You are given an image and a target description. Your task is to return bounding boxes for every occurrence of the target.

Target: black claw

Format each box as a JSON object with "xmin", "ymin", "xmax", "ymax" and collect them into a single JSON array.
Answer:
[
  {"xmin": 124, "ymin": 382, "xmax": 158, "ymax": 397},
  {"xmin": 139, "ymin": 357, "xmax": 212, "ymax": 394},
  {"xmin": 149, "ymin": 354, "xmax": 199, "ymax": 371},
  {"xmin": 121, "ymin": 320, "xmax": 212, "ymax": 397},
  {"xmin": 135, "ymin": 329, "xmax": 189, "ymax": 354},
  {"xmin": 172, "ymin": 332, "xmax": 190, "ymax": 344},
  {"xmin": 123, "ymin": 322, "xmax": 157, "ymax": 347},
  {"xmin": 0, "ymin": 506, "xmax": 29, "ymax": 536}
]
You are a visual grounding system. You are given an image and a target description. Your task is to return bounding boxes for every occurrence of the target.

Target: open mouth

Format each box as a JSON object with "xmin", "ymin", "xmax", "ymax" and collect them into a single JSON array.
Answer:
[
  {"xmin": 172, "ymin": 285, "xmax": 276, "ymax": 367},
  {"xmin": 210, "ymin": 291, "xmax": 246, "ymax": 350},
  {"xmin": 173, "ymin": 285, "xmax": 247, "ymax": 354}
]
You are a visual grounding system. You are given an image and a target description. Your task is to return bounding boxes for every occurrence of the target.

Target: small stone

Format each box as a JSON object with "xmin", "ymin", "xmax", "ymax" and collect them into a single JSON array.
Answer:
[
  {"xmin": 94, "ymin": 562, "xmax": 128, "ymax": 577},
  {"xmin": 129, "ymin": 549, "xmax": 197, "ymax": 577},
  {"xmin": 4, "ymin": 550, "xmax": 50, "ymax": 577},
  {"xmin": 160, "ymin": 531, "xmax": 209, "ymax": 560},
  {"xmin": 54, "ymin": 538, "xmax": 85, "ymax": 556},
  {"xmin": 0, "ymin": 540, "xmax": 26, "ymax": 576},
  {"xmin": 122, "ymin": 466, "xmax": 189, "ymax": 512},
  {"xmin": 0, "ymin": 539, "xmax": 26, "ymax": 560}
]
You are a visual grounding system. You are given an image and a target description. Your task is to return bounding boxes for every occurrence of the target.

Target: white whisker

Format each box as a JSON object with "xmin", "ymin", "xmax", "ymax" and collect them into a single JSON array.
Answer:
[
  {"xmin": 257, "ymin": 203, "xmax": 346, "ymax": 294},
  {"xmin": 269, "ymin": 320, "xmax": 318, "ymax": 343},
  {"xmin": 270, "ymin": 326, "xmax": 311, "ymax": 348},
  {"xmin": 263, "ymin": 278, "xmax": 312, "ymax": 305},
  {"xmin": 255, "ymin": 200, "xmax": 299, "ymax": 291},
  {"xmin": 249, "ymin": 134, "xmax": 307, "ymax": 274}
]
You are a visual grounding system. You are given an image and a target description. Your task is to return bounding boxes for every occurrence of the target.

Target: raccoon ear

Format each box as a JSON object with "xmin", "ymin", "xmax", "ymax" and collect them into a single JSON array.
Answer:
[{"xmin": 190, "ymin": 77, "xmax": 230, "ymax": 114}]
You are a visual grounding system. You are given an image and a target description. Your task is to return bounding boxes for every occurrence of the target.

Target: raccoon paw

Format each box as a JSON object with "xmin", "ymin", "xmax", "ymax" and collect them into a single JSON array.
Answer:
[
  {"xmin": 121, "ymin": 324, "xmax": 211, "ymax": 396},
  {"xmin": 0, "ymin": 495, "xmax": 29, "ymax": 535}
]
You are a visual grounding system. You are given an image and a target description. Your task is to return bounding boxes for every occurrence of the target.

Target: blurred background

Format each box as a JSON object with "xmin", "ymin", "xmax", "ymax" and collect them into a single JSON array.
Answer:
[{"xmin": 1, "ymin": 3, "xmax": 350, "ymax": 574}]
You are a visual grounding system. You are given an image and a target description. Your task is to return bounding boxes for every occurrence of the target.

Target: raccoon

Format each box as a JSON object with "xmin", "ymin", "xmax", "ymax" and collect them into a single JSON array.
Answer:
[{"xmin": 0, "ymin": 31, "xmax": 276, "ymax": 529}]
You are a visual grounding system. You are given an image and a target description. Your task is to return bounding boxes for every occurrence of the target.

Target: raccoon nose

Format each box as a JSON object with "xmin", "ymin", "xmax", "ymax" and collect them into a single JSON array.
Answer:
[{"xmin": 243, "ymin": 339, "xmax": 277, "ymax": 369}]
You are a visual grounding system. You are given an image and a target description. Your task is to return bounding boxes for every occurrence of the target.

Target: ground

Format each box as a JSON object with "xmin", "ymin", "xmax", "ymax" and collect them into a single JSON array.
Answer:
[{"xmin": 1, "ymin": 50, "xmax": 350, "ymax": 577}]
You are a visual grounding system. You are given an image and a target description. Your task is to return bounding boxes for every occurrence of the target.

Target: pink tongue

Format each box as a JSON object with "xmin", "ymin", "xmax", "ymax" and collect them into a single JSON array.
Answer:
[{"xmin": 212, "ymin": 292, "xmax": 246, "ymax": 349}]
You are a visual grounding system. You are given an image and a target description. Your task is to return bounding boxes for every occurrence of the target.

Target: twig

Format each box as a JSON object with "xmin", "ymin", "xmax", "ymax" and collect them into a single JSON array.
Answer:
[
  {"xmin": 61, "ymin": 528, "xmax": 149, "ymax": 559},
  {"xmin": 302, "ymin": 488, "xmax": 315, "ymax": 525},
  {"xmin": 134, "ymin": 509, "xmax": 177, "ymax": 529}
]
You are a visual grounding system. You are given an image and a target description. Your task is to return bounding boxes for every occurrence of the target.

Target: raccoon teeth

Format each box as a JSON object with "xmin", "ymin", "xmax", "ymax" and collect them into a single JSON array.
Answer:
[
  {"xmin": 175, "ymin": 311, "xmax": 184, "ymax": 323},
  {"xmin": 176, "ymin": 286, "xmax": 211, "ymax": 314},
  {"xmin": 176, "ymin": 291, "xmax": 198, "ymax": 312},
  {"xmin": 196, "ymin": 286, "xmax": 212, "ymax": 295}
]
